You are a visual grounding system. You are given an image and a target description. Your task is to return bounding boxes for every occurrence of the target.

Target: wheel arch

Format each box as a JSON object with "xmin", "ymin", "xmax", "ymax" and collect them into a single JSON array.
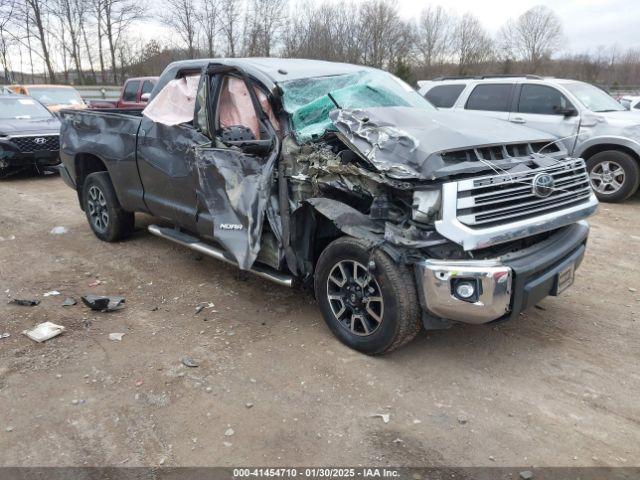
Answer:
[
  {"xmin": 74, "ymin": 153, "xmax": 110, "ymax": 210},
  {"xmin": 578, "ymin": 141, "xmax": 640, "ymax": 164}
]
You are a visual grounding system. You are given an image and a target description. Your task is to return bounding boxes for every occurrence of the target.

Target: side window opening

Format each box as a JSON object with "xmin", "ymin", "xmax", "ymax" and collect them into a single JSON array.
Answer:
[
  {"xmin": 425, "ymin": 84, "xmax": 466, "ymax": 108},
  {"xmin": 216, "ymin": 75, "xmax": 262, "ymax": 140},
  {"xmin": 122, "ymin": 80, "xmax": 140, "ymax": 102},
  {"xmin": 141, "ymin": 80, "xmax": 154, "ymax": 95},
  {"xmin": 465, "ymin": 84, "xmax": 513, "ymax": 112},
  {"xmin": 518, "ymin": 84, "xmax": 572, "ymax": 115}
]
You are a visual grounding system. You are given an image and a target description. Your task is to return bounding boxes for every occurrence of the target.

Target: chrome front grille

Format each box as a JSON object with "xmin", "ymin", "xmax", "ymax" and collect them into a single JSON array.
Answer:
[
  {"xmin": 10, "ymin": 135, "xmax": 60, "ymax": 153},
  {"xmin": 456, "ymin": 159, "xmax": 592, "ymax": 227}
]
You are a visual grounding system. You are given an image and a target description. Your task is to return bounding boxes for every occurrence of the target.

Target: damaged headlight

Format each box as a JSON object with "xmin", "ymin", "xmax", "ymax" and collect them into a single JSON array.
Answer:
[{"xmin": 412, "ymin": 190, "xmax": 441, "ymax": 224}]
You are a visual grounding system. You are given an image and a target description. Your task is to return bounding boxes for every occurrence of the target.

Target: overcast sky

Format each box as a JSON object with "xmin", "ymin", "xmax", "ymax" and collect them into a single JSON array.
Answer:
[{"xmin": 135, "ymin": 0, "xmax": 639, "ymax": 55}]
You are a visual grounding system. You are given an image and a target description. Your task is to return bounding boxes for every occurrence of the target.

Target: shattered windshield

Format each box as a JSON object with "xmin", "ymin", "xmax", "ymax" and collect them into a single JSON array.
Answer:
[{"xmin": 280, "ymin": 70, "xmax": 434, "ymax": 142}]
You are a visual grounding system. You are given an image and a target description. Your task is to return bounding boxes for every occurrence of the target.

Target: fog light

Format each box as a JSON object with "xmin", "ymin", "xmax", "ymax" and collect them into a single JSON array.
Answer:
[{"xmin": 455, "ymin": 281, "xmax": 476, "ymax": 300}]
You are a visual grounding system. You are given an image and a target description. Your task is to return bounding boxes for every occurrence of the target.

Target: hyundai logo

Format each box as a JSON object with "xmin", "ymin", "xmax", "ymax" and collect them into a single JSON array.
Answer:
[
  {"xmin": 33, "ymin": 137, "xmax": 47, "ymax": 145},
  {"xmin": 532, "ymin": 173, "xmax": 555, "ymax": 198}
]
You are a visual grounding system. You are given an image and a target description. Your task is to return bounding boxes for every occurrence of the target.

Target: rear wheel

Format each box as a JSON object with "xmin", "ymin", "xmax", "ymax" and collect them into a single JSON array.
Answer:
[
  {"xmin": 82, "ymin": 172, "xmax": 134, "ymax": 242},
  {"xmin": 586, "ymin": 150, "xmax": 640, "ymax": 202},
  {"xmin": 315, "ymin": 237, "xmax": 422, "ymax": 355}
]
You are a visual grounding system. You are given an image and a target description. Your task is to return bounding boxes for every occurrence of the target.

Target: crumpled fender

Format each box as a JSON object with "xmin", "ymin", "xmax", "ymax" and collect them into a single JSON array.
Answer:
[{"xmin": 304, "ymin": 197, "xmax": 384, "ymax": 246}]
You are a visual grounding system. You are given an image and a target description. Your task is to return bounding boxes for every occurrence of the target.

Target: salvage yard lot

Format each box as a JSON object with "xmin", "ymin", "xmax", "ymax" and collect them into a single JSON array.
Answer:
[{"xmin": 0, "ymin": 173, "xmax": 639, "ymax": 467}]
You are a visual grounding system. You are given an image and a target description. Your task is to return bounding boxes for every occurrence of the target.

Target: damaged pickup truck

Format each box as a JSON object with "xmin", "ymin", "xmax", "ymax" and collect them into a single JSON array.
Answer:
[{"xmin": 59, "ymin": 59, "xmax": 598, "ymax": 354}]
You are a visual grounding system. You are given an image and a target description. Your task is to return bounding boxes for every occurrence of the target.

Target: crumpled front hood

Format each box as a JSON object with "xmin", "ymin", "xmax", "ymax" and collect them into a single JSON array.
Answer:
[
  {"xmin": 330, "ymin": 107, "xmax": 556, "ymax": 180},
  {"xmin": 0, "ymin": 116, "xmax": 61, "ymax": 136}
]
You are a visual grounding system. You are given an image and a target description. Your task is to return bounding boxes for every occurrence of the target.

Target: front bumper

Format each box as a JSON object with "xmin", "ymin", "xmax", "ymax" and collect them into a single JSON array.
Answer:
[{"xmin": 414, "ymin": 221, "xmax": 589, "ymax": 325}]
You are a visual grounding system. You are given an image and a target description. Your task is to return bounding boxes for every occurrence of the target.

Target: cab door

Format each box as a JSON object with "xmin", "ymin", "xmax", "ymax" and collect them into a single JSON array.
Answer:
[
  {"xmin": 136, "ymin": 73, "xmax": 209, "ymax": 230},
  {"xmin": 193, "ymin": 66, "xmax": 279, "ymax": 270},
  {"xmin": 509, "ymin": 83, "xmax": 580, "ymax": 153}
]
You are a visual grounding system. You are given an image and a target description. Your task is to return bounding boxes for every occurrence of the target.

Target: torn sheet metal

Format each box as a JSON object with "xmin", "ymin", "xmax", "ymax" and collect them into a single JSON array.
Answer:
[
  {"xmin": 305, "ymin": 197, "xmax": 383, "ymax": 246},
  {"xmin": 194, "ymin": 146, "xmax": 277, "ymax": 270},
  {"xmin": 143, "ymin": 75, "xmax": 200, "ymax": 126},
  {"xmin": 329, "ymin": 107, "xmax": 559, "ymax": 180}
]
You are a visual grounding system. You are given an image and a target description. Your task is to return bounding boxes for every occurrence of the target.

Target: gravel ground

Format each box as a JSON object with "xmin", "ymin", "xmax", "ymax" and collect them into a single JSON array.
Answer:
[{"xmin": 0, "ymin": 173, "xmax": 639, "ymax": 467}]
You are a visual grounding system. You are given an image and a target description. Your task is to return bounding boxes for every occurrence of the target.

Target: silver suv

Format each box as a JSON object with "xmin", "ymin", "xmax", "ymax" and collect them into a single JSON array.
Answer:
[{"xmin": 418, "ymin": 76, "xmax": 640, "ymax": 202}]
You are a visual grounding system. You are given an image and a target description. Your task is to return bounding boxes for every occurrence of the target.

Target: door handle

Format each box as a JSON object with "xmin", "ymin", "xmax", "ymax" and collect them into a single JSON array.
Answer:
[{"xmin": 510, "ymin": 117, "xmax": 526, "ymax": 124}]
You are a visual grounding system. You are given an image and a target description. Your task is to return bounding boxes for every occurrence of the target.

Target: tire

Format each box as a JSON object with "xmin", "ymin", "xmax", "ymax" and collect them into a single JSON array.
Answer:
[
  {"xmin": 586, "ymin": 150, "xmax": 640, "ymax": 202},
  {"xmin": 314, "ymin": 237, "xmax": 422, "ymax": 355},
  {"xmin": 82, "ymin": 172, "xmax": 134, "ymax": 242}
]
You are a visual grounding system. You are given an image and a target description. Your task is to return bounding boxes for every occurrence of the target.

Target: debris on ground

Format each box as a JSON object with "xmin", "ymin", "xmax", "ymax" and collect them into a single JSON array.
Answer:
[
  {"xmin": 0, "ymin": 333, "xmax": 10, "ymax": 339},
  {"xmin": 88, "ymin": 280, "xmax": 103, "ymax": 287},
  {"xmin": 195, "ymin": 302, "xmax": 214, "ymax": 314},
  {"xmin": 23, "ymin": 322, "xmax": 65, "ymax": 342},
  {"xmin": 519, "ymin": 471, "xmax": 534, "ymax": 480},
  {"xmin": 181, "ymin": 356, "xmax": 199, "ymax": 368},
  {"xmin": 43, "ymin": 290, "xmax": 61, "ymax": 297},
  {"xmin": 371, "ymin": 413, "xmax": 390, "ymax": 423},
  {"xmin": 81, "ymin": 295, "xmax": 125, "ymax": 312},
  {"xmin": 109, "ymin": 332, "xmax": 125, "ymax": 341},
  {"xmin": 224, "ymin": 428, "xmax": 235, "ymax": 436},
  {"xmin": 49, "ymin": 226, "xmax": 68, "ymax": 235},
  {"xmin": 9, "ymin": 298, "xmax": 40, "ymax": 306},
  {"xmin": 245, "ymin": 403, "xmax": 254, "ymax": 409},
  {"xmin": 223, "ymin": 441, "xmax": 232, "ymax": 447},
  {"xmin": 457, "ymin": 415, "xmax": 468, "ymax": 425},
  {"xmin": 62, "ymin": 297, "xmax": 77, "ymax": 306},
  {"xmin": 71, "ymin": 399, "xmax": 86, "ymax": 405}
]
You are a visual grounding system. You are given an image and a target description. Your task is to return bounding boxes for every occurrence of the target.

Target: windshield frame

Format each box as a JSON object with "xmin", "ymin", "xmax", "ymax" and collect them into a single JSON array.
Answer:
[{"xmin": 564, "ymin": 81, "xmax": 626, "ymax": 113}]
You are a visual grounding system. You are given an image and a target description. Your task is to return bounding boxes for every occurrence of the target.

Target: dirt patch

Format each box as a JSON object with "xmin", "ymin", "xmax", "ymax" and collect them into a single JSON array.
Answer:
[{"xmin": 0, "ymin": 174, "xmax": 639, "ymax": 466}]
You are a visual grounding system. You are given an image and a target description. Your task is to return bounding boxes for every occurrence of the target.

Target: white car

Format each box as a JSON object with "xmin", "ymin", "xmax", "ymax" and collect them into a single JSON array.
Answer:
[{"xmin": 418, "ymin": 76, "xmax": 640, "ymax": 202}]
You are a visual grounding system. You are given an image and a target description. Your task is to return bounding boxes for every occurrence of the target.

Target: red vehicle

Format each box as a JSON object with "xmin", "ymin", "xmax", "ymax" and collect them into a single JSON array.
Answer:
[{"xmin": 88, "ymin": 76, "xmax": 159, "ymax": 109}]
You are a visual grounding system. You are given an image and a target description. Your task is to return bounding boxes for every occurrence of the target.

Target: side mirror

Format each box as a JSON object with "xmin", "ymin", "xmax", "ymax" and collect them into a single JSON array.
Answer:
[
  {"xmin": 141, "ymin": 92, "xmax": 151, "ymax": 102},
  {"xmin": 553, "ymin": 106, "xmax": 577, "ymax": 117}
]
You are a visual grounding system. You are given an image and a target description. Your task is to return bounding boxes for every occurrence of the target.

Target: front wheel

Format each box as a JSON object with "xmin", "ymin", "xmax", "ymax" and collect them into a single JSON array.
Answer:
[
  {"xmin": 314, "ymin": 237, "xmax": 422, "ymax": 355},
  {"xmin": 586, "ymin": 150, "xmax": 640, "ymax": 202},
  {"xmin": 82, "ymin": 172, "xmax": 134, "ymax": 242}
]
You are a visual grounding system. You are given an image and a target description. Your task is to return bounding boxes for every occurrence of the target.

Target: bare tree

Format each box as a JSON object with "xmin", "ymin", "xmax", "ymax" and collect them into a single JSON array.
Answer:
[
  {"xmin": 21, "ymin": 0, "xmax": 56, "ymax": 82},
  {"xmin": 54, "ymin": 0, "xmax": 86, "ymax": 84},
  {"xmin": 452, "ymin": 13, "xmax": 493, "ymax": 75},
  {"xmin": 198, "ymin": 0, "xmax": 220, "ymax": 57},
  {"xmin": 102, "ymin": 0, "xmax": 144, "ymax": 84},
  {"xmin": 500, "ymin": 5, "xmax": 563, "ymax": 72},
  {"xmin": 0, "ymin": 0, "xmax": 15, "ymax": 82},
  {"xmin": 243, "ymin": 0, "xmax": 286, "ymax": 56},
  {"xmin": 219, "ymin": 0, "xmax": 242, "ymax": 57},
  {"xmin": 160, "ymin": 0, "xmax": 198, "ymax": 58},
  {"xmin": 357, "ymin": 0, "xmax": 407, "ymax": 69},
  {"xmin": 416, "ymin": 5, "xmax": 452, "ymax": 69}
]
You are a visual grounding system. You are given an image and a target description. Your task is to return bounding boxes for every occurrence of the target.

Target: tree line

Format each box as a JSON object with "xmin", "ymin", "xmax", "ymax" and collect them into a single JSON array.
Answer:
[{"xmin": 1, "ymin": 0, "xmax": 639, "ymax": 89}]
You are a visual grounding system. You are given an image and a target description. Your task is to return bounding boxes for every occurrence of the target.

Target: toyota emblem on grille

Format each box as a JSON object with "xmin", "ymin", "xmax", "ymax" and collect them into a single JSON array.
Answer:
[
  {"xmin": 33, "ymin": 137, "xmax": 47, "ymax": 145},
  {"xmin": 532, "ymin": 173, "xmax": 555, "ymax": 198}
]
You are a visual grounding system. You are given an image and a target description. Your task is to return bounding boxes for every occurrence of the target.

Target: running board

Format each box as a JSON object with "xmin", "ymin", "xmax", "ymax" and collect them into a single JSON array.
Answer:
[{"xmin": 147, "ymin": 224, "xmax": 293, "ymax": 287}]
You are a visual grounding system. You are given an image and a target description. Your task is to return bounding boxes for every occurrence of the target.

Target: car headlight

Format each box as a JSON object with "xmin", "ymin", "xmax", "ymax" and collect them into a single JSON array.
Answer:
[{"xmin": 412, "ymin": 190, "xmax": 441, "ymax": 224}]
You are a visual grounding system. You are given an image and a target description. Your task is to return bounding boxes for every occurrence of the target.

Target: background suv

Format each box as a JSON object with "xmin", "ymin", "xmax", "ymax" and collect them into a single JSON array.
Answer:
[{"xmin": 418, "ymin": 76, "xmax": 640, "ymax": 202}]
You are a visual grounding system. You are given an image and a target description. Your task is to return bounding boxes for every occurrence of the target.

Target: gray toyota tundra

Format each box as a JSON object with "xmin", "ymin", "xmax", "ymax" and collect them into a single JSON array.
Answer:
[{"xmin": 59, "ymin": 58, "xmax": 598, "ymax": 354}]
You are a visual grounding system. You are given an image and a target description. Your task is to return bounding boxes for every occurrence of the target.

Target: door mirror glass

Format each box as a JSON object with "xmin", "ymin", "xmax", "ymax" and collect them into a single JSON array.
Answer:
[{"xmin": 141, "ymin": 92, "xmax": 151, "ymax": 102}]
